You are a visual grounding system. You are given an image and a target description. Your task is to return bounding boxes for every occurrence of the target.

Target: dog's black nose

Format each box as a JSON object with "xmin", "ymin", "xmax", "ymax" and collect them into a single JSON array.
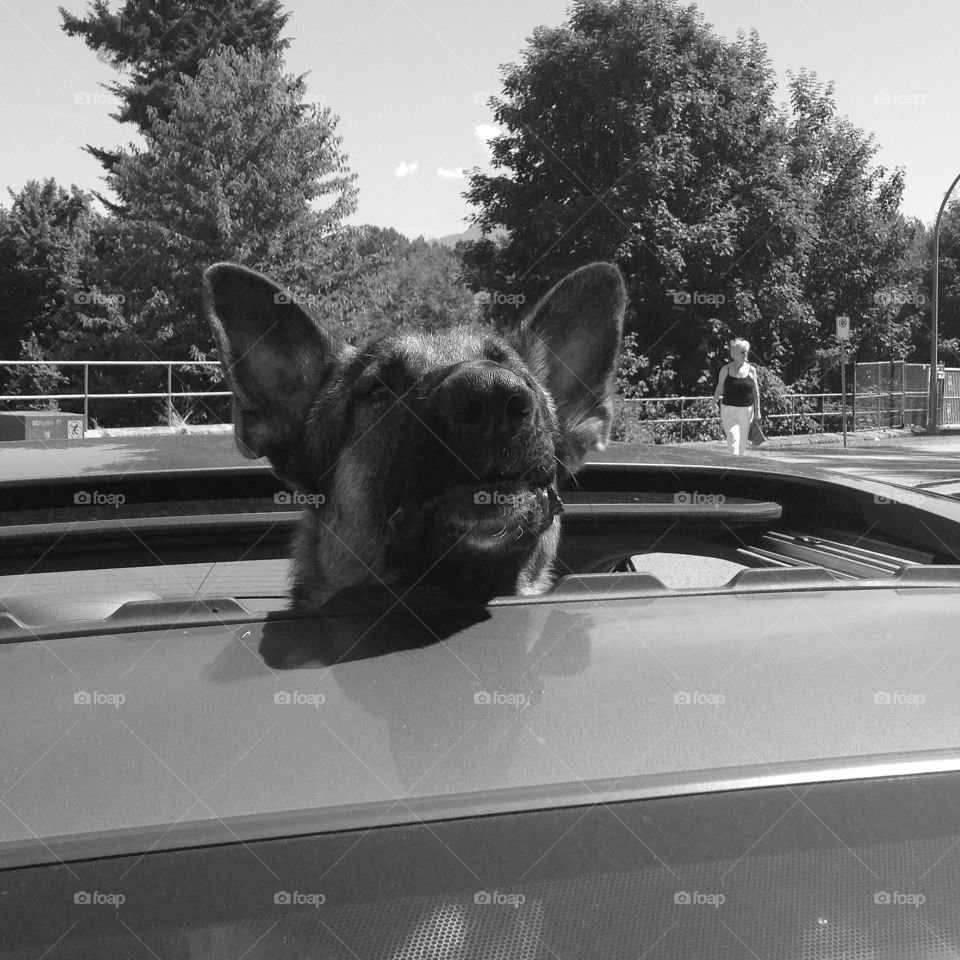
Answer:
[{"xmin": 436, "ymin": 363, "xmax": 535, "ymax": 438}]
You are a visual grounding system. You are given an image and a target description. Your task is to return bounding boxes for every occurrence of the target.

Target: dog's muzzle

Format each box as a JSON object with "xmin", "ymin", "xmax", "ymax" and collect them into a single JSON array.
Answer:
[{"xmin": 388, "ymin": 479, "xmax": 563, "ymax": 547}]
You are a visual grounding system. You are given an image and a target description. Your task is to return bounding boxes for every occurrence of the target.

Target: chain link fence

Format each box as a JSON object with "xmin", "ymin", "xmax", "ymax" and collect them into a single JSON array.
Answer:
[{"xmin": 853, "ymin": 361, "xmax": 929, "ymax": 430}]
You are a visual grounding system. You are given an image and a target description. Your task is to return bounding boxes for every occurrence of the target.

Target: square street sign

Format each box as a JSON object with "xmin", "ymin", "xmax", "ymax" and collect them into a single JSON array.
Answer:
[{"xmin": 836, "ymin": 314, "xmax": 851, "ymax": 341}]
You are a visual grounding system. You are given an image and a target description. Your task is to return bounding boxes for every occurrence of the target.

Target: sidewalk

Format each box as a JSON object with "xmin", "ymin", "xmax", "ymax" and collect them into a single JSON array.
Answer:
[
  {"xmin": 84, "ymin": 422, "xmax": 960, "ymax": 449},
  {"xmin": 84, "ymin": 423, "xmax": 234, "ymax": 438},
  {"xmin": 665, "ymin": 425, "xmax": 960, "ymax": 452}
]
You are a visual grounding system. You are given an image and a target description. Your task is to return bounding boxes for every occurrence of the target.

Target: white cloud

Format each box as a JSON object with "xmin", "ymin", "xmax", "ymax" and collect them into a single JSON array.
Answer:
[
  {"xmin": 474, "ymin": 123, "xmax": 500, "ymax": 143},
  {"xmin": 394, "ymin": 161, "xmax": 419, "ymax": 178},
  {"xmin": 437, "ymin": 166, "xmax": 466, "ymax": 179}
]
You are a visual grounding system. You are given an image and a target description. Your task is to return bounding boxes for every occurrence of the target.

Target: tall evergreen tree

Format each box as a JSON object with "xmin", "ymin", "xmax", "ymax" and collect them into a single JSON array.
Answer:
[
  {"xmin": 60, "ymin": 0, "xmax": 290, "ymax": 174},
  {"xmin": 102, "ymin": 45, "xmax": 358, "ymax": 358}
]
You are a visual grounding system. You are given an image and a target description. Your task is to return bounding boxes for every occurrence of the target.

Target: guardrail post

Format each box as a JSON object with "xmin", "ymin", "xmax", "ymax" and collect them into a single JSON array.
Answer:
[
  {"xmin": 167, "ymin": 363, "xmax": 173, "ymax": 427},
  {"xmin": 679, "ymin": 396, "xmax": 684, "ymax": 443},
  {"xmin": 83, "ymin": 363, "xmax": 89, "ymax": 427}
]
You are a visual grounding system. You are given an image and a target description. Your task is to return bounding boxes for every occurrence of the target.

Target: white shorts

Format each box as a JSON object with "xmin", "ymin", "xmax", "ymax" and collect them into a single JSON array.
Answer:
[{"xmin": 721, "ymin": 403, "xmax": 753, "ymax": 456}]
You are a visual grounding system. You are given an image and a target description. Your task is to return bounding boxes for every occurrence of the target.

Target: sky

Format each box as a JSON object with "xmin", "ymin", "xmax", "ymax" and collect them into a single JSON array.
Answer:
[{"xmin": 1, "ymin": 0, "xmax": 959, "ymax": 240}]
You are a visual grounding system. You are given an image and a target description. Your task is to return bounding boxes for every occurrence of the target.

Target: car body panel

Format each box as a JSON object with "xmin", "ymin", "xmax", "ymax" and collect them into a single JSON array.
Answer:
[
  {"xmin": 5, "ymin": 437, "xmax": 960, "ymax": 878},
  {"xmin": 7, "ymin": 770, "xmax": 960, "ymax": 959},
  {"xmin": 4, "ymin": 585, "xmax": 960, "ymax": 863}
]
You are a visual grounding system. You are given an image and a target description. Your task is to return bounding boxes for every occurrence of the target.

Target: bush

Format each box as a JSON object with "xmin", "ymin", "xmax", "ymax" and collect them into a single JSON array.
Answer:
[
  {"xmin": 613, "ymin": 396, "xmax": 724, "ymax": 443},
  {"xmin": 611, "ymin": 364, "xmax": 835, "ymax": 442}
]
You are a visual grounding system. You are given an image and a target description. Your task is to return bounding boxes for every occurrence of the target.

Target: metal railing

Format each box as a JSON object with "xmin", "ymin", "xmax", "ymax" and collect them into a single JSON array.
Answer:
[
  {"xmin": 0, "ymin": 359, "xmax": 887, "ymax": 439},
  {"xmin": 615, "ymin": 393, "xmax": 852, "ymax": 441},
  {"xmin": 0, "ymin": 360, "xmax": 229, "ymax": 427}
]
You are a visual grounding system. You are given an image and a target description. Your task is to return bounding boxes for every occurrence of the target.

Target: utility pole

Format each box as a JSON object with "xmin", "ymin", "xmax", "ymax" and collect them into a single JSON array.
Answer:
[{"xmin": 928, "ymin": 171, "xmax": 960, "ymax": 433}]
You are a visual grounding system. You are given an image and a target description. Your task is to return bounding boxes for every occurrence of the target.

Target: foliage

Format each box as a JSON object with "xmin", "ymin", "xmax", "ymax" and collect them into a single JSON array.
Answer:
[
  {"xmin": 0, "ymin": 179, "xmax": 116, "ymax": 403},
  {"xmin": 339, "ymin": 231, "xmax": 479, "ymax": 343},
  {"xmin": 60, "ymin": 0, "xmax": 290, "ymax": 176},
  {"xmin": 0, "ymin": 180, "xmax": 103, "ymax": 359},
  {"xmin": 752, "ymin": 365, "xmax": 822, "ymax": 436},
  {"xmin": 460, "ymin": 0, "xmax": 908, "ymax": 392},
  {"xmin": 612, "ymin": 362, "xmax": 823, "ymax": 442},
  {"xmin": 102, "ymin": 45, "xmax": 359, "ymax": 365}
]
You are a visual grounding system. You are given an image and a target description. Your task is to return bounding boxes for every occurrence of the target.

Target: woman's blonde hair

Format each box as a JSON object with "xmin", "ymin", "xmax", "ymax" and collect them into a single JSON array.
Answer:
[{"xmin": 730, "ymin": 338, "xmax": 750, "ymax": 354}]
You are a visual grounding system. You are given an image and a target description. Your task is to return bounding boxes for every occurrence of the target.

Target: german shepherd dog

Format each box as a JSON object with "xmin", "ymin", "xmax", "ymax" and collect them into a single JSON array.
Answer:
[{"xmin": 203, "ymin": 261, "xmax": 625, "ymax": 610}]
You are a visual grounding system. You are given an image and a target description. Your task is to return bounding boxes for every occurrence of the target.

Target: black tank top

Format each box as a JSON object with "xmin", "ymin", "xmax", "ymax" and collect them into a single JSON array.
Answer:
[{"xmin": 722, "ymin": 366, "xmax": 754, "ymax": 406}]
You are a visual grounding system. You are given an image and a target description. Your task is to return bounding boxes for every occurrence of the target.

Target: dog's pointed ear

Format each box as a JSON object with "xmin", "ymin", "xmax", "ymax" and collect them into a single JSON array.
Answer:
[
  {"xmin": 203, "ymin": 262, "xmax": 338, "ymax": 480},
  {"xmin": 518, "ymin": 262, "xmax": 625, "ymax": 471}
]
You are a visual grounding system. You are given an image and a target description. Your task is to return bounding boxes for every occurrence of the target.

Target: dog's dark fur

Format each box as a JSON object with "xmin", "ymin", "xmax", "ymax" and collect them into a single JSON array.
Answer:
[{"xmin": 203, "ymin": 261, "xmax": 625, "ymax": 608}]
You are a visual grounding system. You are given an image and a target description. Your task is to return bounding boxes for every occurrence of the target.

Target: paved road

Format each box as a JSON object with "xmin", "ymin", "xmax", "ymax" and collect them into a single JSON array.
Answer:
[{"xmin": 762, "ymin": 436, "xmax": 960, "ymax": 488}]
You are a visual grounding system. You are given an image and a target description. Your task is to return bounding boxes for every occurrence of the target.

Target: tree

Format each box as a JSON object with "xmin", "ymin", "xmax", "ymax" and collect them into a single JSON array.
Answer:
[
  {"xmin": 0, "ymin": 180, "xmax": 109, "ymax": 400},
  {"xmin": 102, "ymin": 45, "xmax": 359, "ymax": 359},
  {"xmin": 780, "ymin": 70, "xmax": 908, "ymax": 385},
  {"xmin": 341, "ymin": 232, "xmax": 479, "ymax": 342},
  {"xmin": 463, "ymin": 0, "xmax": 787, "ymax": 386},
  {"xmin": 461, "ymin": 0, "xmax": 908, "ymax": 392},
  {"xmin": 60, "ymin": 0, "xmax": 290, "ymax": 175}
]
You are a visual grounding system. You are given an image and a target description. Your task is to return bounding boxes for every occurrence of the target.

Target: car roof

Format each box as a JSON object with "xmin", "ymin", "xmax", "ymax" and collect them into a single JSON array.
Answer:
[
  {"xmin": 3, "ymin": 577, "xmax": 960, "ymax": 866},
  {"xmin": 5, "ymin": 435, "xmax": 960, "ymax": 869}
]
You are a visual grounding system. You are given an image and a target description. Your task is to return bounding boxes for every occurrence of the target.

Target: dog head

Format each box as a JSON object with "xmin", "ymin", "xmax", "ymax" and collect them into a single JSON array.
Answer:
[{"xmin": 203, "ymin": 261, "xmax": 625, "ymax": 606}]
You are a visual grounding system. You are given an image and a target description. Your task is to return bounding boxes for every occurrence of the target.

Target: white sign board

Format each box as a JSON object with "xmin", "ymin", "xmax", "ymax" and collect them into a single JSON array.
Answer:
[{"xmin": 836, "ymin": 314, "xmax": 851, "ymax": 341}]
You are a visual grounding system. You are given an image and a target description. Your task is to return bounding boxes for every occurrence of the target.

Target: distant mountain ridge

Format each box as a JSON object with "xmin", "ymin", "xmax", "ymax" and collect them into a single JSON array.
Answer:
[{"xmin": 431, "ymin": 224, "xmax": 506, "ymax": 248}]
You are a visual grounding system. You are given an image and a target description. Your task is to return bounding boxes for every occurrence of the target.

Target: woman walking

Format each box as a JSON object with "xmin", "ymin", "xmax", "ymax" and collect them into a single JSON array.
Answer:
[{"xmin": 713, "ymin": 339, "xmax": 761, "ymax": 455}]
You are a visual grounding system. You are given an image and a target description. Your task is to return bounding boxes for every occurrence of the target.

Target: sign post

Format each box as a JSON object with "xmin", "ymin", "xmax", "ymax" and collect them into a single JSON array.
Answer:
[{"xmin": 836, "ymin": 315, "xmax": 851, "ymax": 448}]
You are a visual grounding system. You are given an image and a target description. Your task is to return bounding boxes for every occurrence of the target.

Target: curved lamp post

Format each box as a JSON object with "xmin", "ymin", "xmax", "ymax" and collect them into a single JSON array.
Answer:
[{"xmin": 928, "ymin": 171, "xmax": 960, "ymax": 433}]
